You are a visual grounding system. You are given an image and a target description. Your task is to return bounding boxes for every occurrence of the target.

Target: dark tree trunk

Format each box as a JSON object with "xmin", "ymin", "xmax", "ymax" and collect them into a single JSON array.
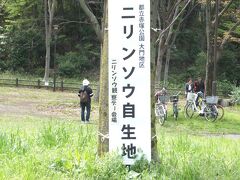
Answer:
[
  {"xmin": 151, "ymin": 0, "xmax": 160, "ymax": 163},
  {"xmin": 97, "ymin": 0, "xmax": 108, "ymax": 156}
]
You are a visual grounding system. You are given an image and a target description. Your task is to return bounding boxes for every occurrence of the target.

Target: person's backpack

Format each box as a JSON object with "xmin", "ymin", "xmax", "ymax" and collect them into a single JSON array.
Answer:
[{"xmin": 80, "ymin": 90, "xmax": 89, "ymax": 103}]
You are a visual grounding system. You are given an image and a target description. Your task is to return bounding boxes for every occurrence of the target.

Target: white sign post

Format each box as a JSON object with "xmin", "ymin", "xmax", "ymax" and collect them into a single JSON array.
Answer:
[{"xmin": 108, "ymin": 0, "xmax": 151, "ymax": 165}]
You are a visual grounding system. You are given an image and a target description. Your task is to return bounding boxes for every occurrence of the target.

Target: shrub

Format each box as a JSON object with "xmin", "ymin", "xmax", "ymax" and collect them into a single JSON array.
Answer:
[
  {"xmin": 217, "ymin": 80, "xmax": 234, "ymax": 96},
  {"xmin": 57, "ymin": 52, "xmax": 94, "ymax": 78},
  {"xmin": 0, "ymin": 60, "xmax": 6, "ymax": 72},
  {"xmin": 230, "ymin": 86, "xmax": 240, "ymax": 105},
  {"xmin": 130, "ymin": 155, "xmax": 150, "ymax": 173}
]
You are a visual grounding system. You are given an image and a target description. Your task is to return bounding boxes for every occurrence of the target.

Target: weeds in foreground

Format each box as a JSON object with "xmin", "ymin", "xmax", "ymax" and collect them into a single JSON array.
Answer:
[{"xmin": 0, "ymin": 119, "xmax": 240, "ymax": 179}]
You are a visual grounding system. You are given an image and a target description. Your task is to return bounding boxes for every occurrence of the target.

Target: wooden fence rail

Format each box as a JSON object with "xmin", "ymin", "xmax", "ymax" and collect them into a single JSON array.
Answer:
[
  {"xmin": 0, "ymin": 78, "xmax": 98, "ymax": 92},
  {"xmin": 0, "ymin": 78, "xmax": 227, "ymax": 96}
]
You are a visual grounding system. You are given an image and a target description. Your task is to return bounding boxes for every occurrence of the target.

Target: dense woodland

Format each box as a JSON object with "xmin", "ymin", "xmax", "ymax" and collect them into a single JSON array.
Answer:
[{"xmin": 0, "ymin": 0, "xmax": 239, "ymax": 87}]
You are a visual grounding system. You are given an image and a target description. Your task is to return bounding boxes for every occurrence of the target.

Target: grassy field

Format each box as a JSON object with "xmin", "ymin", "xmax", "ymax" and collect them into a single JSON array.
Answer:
[
  {"xmin": 0, "ymin": 86, "xmax": 240, "ymax": 179},
  {"xmin": 159, "ymin": 104, "xmax": 240, "ymax": 135}
]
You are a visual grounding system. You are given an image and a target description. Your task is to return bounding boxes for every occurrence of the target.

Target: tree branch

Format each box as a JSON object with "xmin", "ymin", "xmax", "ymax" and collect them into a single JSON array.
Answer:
[
  {"xmin": 156, "ymin": 0, "xmax": 191, "ymax": 44},
  {"xmin": 220, "ymin": 20, "xmax": 240, "ymax": 49},
  {"xmin": 165, "ymin": 2, "xmax": 180, "ymax": 46},
  {"xmin": 79, "ymin": 0, "xmax": 102, "ymax": 42},
  {"xmin": 212, "ymin": 0, "xmax": 233, "ymax": 25},
  {"xmin": 180, "ymin": 1, "xmax": 200, "ymax": 24},
  {"xmin": 57, "ymin": 20, "xmax": 96, "ymax": 25},
  {"xmin": 167, "ymin": 0, "xmax": 182, "ymax": 22},
  {"xmin": 218, "ymin": 0, "xmax": 233, "ymax": 18}
]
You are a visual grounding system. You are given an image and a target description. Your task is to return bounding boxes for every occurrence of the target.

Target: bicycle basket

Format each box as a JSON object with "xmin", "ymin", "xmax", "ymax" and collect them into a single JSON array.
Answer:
[
  {"xmin": 170, "ymin": 95, "xmax": 179, "ymax": 102},
  {"xmin": 158, "ymin": 95, "xmax": 168, "ymax": 103},
  {"xmin": 187, "ymin": 92, "xmax": 197, "ymax": 102},
  {"xmin": 206, "ymin": 96, "xmax": 218, "ymax": 104}
]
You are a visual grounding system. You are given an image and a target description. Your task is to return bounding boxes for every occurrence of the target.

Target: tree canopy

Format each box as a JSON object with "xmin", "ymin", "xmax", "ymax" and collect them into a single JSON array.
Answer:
[{"xmin": 0, "ymin": 0, "xmax": 239, "ymax": 86}]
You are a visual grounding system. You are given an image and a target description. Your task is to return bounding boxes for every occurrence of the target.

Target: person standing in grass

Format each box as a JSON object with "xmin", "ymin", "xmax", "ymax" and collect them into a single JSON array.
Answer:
[
  {"xmin": 185, "ymin": 78, "xmax": 194, "ymax": 98},
  {"xmin": 78, "ymin": 79, "xmax": 93, "ymax": 123}
]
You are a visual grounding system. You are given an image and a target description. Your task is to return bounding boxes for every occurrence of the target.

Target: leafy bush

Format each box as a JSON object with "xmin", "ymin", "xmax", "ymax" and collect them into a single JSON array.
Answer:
[
  {"xmin": 57, "ymin": 52, "xmax": 94, "ymax": 78},
  {"xmin": 130, "ymin": 155, "xmax": 150, "ymax": 173},
  {"xmin": 185, "ymin": 51, "xmax": 206, "ymax": 80},
  {"xmin": 218, "ymin": 80, "xmax": 234, "ymax": 96},
  {"xmin": 194, "ymin": 51, "xmax": 206, "ymax": 77},
  {"xmin": 91, "ymin": 154, "xmax": 127, "ymax": 179},
  {"xmin": 0, "ymin": 59, "xmax": 7, "ymax": 72},
  {"xmin": 230, "ymin": 86, "xmax": 240, "ymax": 105},
  {"xmin": 5, "ymin": 28, "xmax": 45, "ymax": 73},
  {"xmin": 218, "ymin": 48, "xmax": 240, "ymax": 83}
]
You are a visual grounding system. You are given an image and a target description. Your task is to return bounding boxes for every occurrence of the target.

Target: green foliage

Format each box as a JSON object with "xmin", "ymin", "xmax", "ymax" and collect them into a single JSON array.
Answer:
[
  {"xmin": 49, "ymin": 158, "xmax": 73, "ymax": 173},
  {"xmin": 1, "ymin": 0, "xmax": 45, "ymax": 74},
  {"xmin": 0, "ymin": 58, "xmax": 7, "ymax": 72},
  {"xmin": 173, "ymin": 23, "xmax": 204, "ymax": 66},
  {"xmin": 5, "ymin": 28, "xmax": 45, "ymax": 73},
  {"xmin": 218, "ymin": 80, "xmax": 234, "ymax": 96},
  {"xmin": 218, "ymin": 47, "xmax": 240, "ymax": 84},
  {"xmin": 91, "ymin": 154, "xmax": 127, "ymax": 179},
  {"xmin": 230, "ymin": 86, "xmax": 240, "ymax": 105},
  {"xmin": 130, "ymin": 155, "xmax": 150, "ymax": 173},
  {"xmin": 156, "ymin": 133, "xmax": 240, "ymax": 179},
  {"xmin": 1, "ymin": 117, "xmax": 240, "ymax": 179},
  {"xmin": 0, "ymin": 132, "xmax": 28, "ymax": 155},
  {"xmin": 1, "ymin": 0, "xmax": 239, "ymax": 85},
  {"xmin": 170, "ymin": 51, "xmax": 206, "ymax": 85},
  {"xmin": 177, "ymin": 51, "xmax": 206, "ymax": 84},
  {"xmin": 170, "ymin": 10, "xmax": 205, "ymax": 82},
  {"xmin": 57, "ymin": 51, "xmax": 95, "ymax": 78},
  {"xmin": 194, "ymin": 51, "xmax": 207, "ymax": 77},
  {"xmin": 1, "ymin": 0, "xmax": 100, "ymax": 77},
  {"xmin": 39, "ymin": 124, "xmax": 69, "ymax": 148}
]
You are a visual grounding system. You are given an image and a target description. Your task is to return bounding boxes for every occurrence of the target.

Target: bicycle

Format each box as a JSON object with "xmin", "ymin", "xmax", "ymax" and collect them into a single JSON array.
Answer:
[
  {"xmin": 155, "ymin": 95, "xmax": 168, "ymax": 125},
  {"xmin": 216, "ymin": 104, "xmax": 224, "ymax": 120},
  {"xmin": 204, "ymin": 96, "xmax": 219, "ymax": 121},
  {"xmin": 185, "ymin": 92, "xmax": 219, "ymax": 122},
  {"xmin": 170, "ymin": 91, "xmax": 181, "ymax": 120},
  {"xmin": 184, "ymin": 92, "xmax": 198, "ymax": 118}
]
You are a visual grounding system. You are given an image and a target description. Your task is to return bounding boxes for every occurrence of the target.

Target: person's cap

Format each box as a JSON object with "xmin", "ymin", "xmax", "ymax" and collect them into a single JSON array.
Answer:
[{"xmin": 83, "ymin": 79, "xmax": 90, "ymax": 86}]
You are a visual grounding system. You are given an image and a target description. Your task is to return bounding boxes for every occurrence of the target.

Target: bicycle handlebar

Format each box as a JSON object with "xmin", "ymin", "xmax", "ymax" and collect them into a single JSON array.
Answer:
[
  {"xmin": 176, "ymin": 91, "xmax": 181, "ymax": 96},
  {"xmin": 172, "ymin": 91, "xmax": 181, "ymax": 96}
]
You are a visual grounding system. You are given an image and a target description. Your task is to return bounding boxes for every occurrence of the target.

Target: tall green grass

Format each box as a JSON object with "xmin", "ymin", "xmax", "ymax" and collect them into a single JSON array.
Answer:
[
  {"xmin": 156, "ymin": 133, "xmax": 240, "ymax": 179},
  {"xmin": 0, "ymin": 118, "xmax": 240, "ymax": 179},
  {"xmin": 0, "ymin": 86, "xmax": 240, "ymax": 179},
  {"xmin": 0, "ymin": 131, "xmax": 28, "ymax": 155}
]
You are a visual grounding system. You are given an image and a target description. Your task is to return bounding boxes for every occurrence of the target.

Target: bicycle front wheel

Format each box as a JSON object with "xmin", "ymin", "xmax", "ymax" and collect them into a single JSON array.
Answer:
[
  {"xmin": 204, "ymin": 104, "xmax": 217, "ymax": 122},
  {"xmin": 185, "ymin": 102, "xmax": 195, "ymax": 119},
  {"xmin": 216, "ymin": 105, "xmax": 224, "ymax": 120},
  {"xmin": 158, "ymin": 110, "xmax": 165, "ymax": 126},
  {"xmin": 155, "ymin": 104, "xmax": 165, "ymax": 125}
]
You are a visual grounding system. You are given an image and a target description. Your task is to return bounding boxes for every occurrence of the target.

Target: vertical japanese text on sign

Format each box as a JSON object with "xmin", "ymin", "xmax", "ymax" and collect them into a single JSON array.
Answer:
[{"xmin": 109, "ymin": 0, "xmax": 151, "ymax": 165}]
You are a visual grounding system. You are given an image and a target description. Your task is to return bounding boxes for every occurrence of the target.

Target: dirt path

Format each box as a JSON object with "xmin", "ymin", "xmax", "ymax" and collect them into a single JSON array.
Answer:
[
  {"xmin": 0, "ymin": 88, "xmax": 81, "ymax": 119},
  {"xmin": 0, "ymin": 87, "xmax": 239, "ymax": 138}
]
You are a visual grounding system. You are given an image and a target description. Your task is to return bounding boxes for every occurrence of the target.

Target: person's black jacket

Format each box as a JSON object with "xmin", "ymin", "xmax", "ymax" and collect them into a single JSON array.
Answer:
[{"xmin": 198, "ymin": 80, "xmax": 205, "ymax": 93}]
